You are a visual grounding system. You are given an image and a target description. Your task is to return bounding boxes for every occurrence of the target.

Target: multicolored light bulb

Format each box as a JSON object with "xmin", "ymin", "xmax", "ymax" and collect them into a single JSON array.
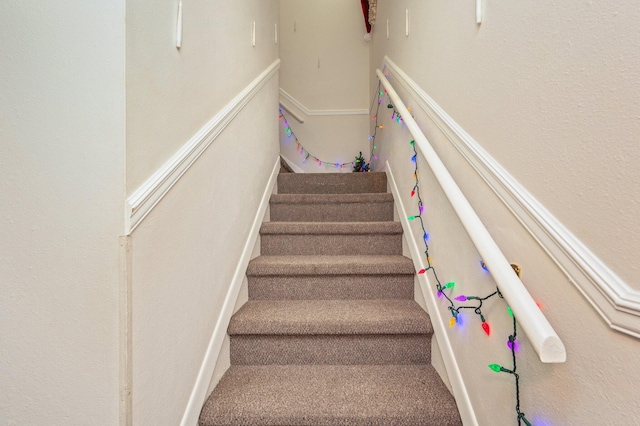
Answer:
[
  {"xmin": 488, "ymin": 364, "xmax": 503, "ymax": 373},
  {"xmin": 482, "ymin": 322, "xmax": 491, "ymax": 336}
]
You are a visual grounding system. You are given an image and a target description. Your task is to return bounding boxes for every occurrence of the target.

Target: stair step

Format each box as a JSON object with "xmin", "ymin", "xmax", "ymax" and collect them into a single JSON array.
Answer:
[
  {"xmin": 199, "ymin": 365, "xmax": 462, "ymax": 426},
  {"xmin": 228, "ymin": 300, "xmax": 431, "ymax": 365},
  {"xmin": 270, "ymin": 193, "xmax": 394, "ymax": 222},
  {"xmin": 247, "ymin": 255, "xmax": 415, "ymax": 300},
  {"xmin": 278, "ymin": 172, "xmax": 387, "ymax": 194},
  {"xmin": 229, "ymin": 300, "xmax": 431, "ymax": 335},
  {"xmin": 231, "ymin": 334, "xmax": 429, "ymax": 365},
  {"xmin": 260, "ymin": 221, "xmax": 403, "ymax": 255},
  {"xmin": 201, "ymin": 173, "xmax": 461, "ymax": 424}
]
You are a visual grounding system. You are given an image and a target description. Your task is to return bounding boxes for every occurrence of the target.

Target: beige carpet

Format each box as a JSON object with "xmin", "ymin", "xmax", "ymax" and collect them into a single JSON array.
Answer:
[{"xmin": 199, "ymin": 172, "xmax": 462, "ymax": 425}]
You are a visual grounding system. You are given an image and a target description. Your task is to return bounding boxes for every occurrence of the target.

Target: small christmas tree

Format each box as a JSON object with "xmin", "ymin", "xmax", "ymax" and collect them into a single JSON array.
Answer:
[{"xmin": 352, "ymin": 152, "xmax": 370, "ymax": 172}]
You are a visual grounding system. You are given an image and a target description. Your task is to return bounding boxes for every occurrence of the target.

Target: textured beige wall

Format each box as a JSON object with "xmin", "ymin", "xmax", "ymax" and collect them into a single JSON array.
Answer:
[
  {"xmin": 279, "ymin": 0, "xmax": 371, "ymax": 172},
  {"xmin": 371, "ymin": 0, "xmax": 640, "ymax": 424},
  {"xmin": 372, "ymin": 0, "xmax": 640, "ymax": 288},
  {"xmin": 126, "ymin": 0, "xmax": 280, "ymax": 194},
  {"xmin": 0, "ymin": 1, "xmax": 125, "ymax": 424},
  {"xmin": 131, "ymin": 80, "xmax": 279, "ymax": 425},
  {"xmin": 126, "ymin": 1, "xmax": 280, "ymax": 424}
]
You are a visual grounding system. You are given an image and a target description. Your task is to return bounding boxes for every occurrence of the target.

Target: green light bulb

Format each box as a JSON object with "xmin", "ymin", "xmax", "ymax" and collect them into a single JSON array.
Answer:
[
  {"xmin": 507, "ymin": 306, "xmax": 514, "ymax": 317},
  {"xmin": 408, "ymin": 215, "xmax": 416, "ymax": 221},
  {"xmin": 444, "ymin": 282, "xmax": 455, "ymax": 289},
  {"xmin": 488, "ymin": 364, "xmax": 502, "ymax": 372}
]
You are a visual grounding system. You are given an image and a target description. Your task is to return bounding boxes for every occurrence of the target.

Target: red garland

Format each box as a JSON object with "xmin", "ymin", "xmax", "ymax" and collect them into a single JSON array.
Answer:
[{"xmin": 360, "ymin": 0, "xmax": 371, "ymax": 33}]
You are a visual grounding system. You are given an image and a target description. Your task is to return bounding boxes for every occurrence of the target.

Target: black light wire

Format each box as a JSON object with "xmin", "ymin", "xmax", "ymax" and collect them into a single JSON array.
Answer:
[{"xmin": 401, "ymin": 106, "xmax": 532, "ymax": 426}]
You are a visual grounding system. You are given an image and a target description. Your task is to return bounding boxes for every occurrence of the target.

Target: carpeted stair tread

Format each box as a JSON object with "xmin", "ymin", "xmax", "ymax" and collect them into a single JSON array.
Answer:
[
  {"xmin": 270, "ymin": 192, "xmax": 393, "ymax": 204},
  {"xmin": 230, "ymin": 334, "xmax": 430, "ymax": 365},
  {"xmin": 269, "ymin": 192, "xmax": 394, "ymax": 222},
  {"xmin": 260, "ymin": 222, "xmax": 403, "ymax": 256},
  {"xmin": 247, "ymin": 259, "xmax": 415, "ymax": 300},
  {"xmin": 228, "ymin": 300, "xmax": 431, "ymax": 335},
  {"xmin": 201, "ymin": 172, "xmax": 462, "ymax": 424},
  {"xmin": 278, "ymin": 172, "xmax": 387, "ymax": 194},
  {"xmin": 198, "ymin": 365, "xmax": 462, "ymax": 426},
  {"xmin": 247, "ymin": 255, "xmax": 415, "ymax": 276},
  {"xmin": 260, "ymin": 221, "xmax": 402, "ymax": 235}
]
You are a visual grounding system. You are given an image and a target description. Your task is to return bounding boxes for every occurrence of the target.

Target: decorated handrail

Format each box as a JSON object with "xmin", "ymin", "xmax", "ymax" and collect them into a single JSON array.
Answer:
[{"xmin": 376, "ymin": 68, "xmax": 566, "ymax": 363}]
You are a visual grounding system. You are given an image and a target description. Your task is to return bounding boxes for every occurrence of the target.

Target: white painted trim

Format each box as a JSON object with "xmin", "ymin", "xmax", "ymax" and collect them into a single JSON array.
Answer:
[
  {"xmin": 279, "ymin": 154, "xmax": 305, "ymax": 174},
  {"xmin": 385, "ymin": 162, "xmax": 478, "ymax": 426},
  {"xmin": 180, "ymin": 156, "xmax": 281, "ymax": 426},
  {"xmin": 279, "ymin": 102, "xmax": 304, "ymax": 124},
  {"xmin": 118, "ymin": 236, "xmax": 132, "ymax": 426},
  {"xmin": 176, "ymin": 1, "xmax": 183, "ymax": 49},
  {"xmin": 279, "ymin": 88, "xmax": 369, "ymax": 116},
  {"xmin": 383, "ymin": 55, "xmax": 640, "ymax": 339},
  {"xmin": 125, "ymin": 59, "xmax": 281, "ymax": 234}
]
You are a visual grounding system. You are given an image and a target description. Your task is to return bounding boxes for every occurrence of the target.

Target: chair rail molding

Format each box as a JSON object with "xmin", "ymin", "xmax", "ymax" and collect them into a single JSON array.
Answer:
[
  {"xmin": 279, "ymin": 88, "xmax": 368, "ymax": 117},
  {"xmin": 125, "ymin": 59, "xmax": 281, "ymax": 234},
  {"xmin": 382, "ymin": 55, "xmax": 640, "ymax": 339}
]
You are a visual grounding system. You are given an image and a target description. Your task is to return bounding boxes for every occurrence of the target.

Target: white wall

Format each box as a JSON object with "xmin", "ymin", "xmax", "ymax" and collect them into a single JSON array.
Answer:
[
  {"xmin": 279, "ymin": 0, "xmax": 371, "ymax": 172},
  {"xmin": 0, "ymin": 1, "xmax": 125, "ymax": 425},
  {"xmin": 371, "ymin": 1, "xmax": 640, "ymax": 425},
  {"xmin": 126, "ymin": 1, "xmax": 280, "ymax": 424},
  {"xmin": 372, "ymin": 0, "xmax": 640, "ymax": 289},
  {"xmin": 127, "ymin": 0, "xmax": 280, "ymax": 193}
]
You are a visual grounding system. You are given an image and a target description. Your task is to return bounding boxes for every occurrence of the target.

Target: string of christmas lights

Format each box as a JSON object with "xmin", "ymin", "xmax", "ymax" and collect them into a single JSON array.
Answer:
[
  {"xmin": 278, "ymin": 81, "xmax": 388, "ymax": 171},
  {"xmin": 380, "ymin": 91, "xmax": 532, "ymax": 425},
  {"xmin": 368, "ymin": 81, "xmax": 384, "ymax": 166},
  {"xmin": 279, "ymin": 108, "xmax": 356, "ymax": 170}
]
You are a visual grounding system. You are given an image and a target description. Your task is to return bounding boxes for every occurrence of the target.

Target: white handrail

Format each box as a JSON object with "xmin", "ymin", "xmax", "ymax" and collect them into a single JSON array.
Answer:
[{"xmin": 376, "ymin": 69, "xmax": 566, "ymax": 363}]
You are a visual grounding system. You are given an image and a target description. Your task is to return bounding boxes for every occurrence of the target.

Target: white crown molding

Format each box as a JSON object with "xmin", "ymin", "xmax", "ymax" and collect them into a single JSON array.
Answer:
[
  {"xmin": 125, "ymin": 59, "xmax": 281, "ymax": 234},
  {"xmin": 383, "ymin": 55, "xmax": 640, "ymax": 339},
  {"xmin": 385, "ymin": 162, "xmax": 478, "ymax": 426},
  {"xmin": 279, "ymin": 88, "xmax": 368, "ymax": 116},
  {"xmin": 180, "ymin": 156, "xmax": 281, "ymax": 426}
]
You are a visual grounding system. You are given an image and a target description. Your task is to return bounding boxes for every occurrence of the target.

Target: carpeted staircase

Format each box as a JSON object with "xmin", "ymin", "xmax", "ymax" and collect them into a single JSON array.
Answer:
[{"xmin": 199, "ymin": 172, "xmax": 462, "ymax": 425}]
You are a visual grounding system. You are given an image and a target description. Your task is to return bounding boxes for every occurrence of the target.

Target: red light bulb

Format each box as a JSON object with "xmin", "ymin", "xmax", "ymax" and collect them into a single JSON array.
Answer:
[{"xmin": 482, "ymin": 322, "xmax": 491, "ymax": 336}]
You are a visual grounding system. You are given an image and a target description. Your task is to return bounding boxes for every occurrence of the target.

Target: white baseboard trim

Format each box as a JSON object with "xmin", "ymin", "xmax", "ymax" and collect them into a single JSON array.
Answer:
[
  {"xmin": 279, "ymin": 153, "xmax": 305, "ymax": 174},
  {"xmin": 385, "ymin": 162, "xmax": 478, "ymax": 426},
  {"xmin": 279, "ymin": 88, "xmax": 368, "ymax": 116},
  {"xmin": 383, "ymin": 55, "xmax": 640, "ymax": 339},
  {"xmin": 125, "ymin": 59, "xmax": 281, "ymax": 234},
  {"xmin": 180, "ymin": 156, "xmax": 281, "ymax": 426}
]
